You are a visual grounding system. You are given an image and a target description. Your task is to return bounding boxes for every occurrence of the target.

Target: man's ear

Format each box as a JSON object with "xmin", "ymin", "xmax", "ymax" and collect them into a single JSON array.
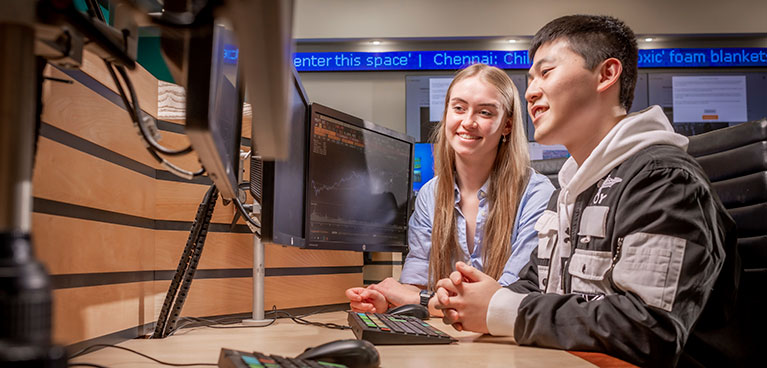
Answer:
[{"xmin": 596, "ymin": 58, "xmax": 622, "ymax": 93}]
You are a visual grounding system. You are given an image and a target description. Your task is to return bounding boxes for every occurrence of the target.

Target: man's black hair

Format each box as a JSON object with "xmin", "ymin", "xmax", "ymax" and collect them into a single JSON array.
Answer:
[{"xmin": 530, "ymin": 15, "xmax": 638, "ymax": 111}]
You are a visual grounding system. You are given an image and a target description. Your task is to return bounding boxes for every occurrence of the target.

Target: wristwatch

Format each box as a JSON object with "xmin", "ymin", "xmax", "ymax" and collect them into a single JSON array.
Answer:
[{"xmin": 419, "ymin": 289, "xmax": 435, "ymax": 307}]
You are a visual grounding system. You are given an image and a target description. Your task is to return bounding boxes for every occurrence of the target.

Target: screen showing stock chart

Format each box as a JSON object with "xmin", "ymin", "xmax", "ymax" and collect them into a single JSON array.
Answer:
[{"xmin": 307, "ymin": 105, "xmax": 413, "ymax": 251}]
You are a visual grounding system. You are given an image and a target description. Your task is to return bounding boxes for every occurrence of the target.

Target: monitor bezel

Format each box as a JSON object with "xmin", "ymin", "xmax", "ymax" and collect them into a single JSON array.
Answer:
[
  {"xmin": 185, "ymin": 23, "xmax": 244, "ymax": 202},
  {"xmin": 305, "ymin": 103, "xmax": 415, "ymax": 252},
  {"xmin": 259, "ymin": 67, "xmax": 309, "ymax": 247}
]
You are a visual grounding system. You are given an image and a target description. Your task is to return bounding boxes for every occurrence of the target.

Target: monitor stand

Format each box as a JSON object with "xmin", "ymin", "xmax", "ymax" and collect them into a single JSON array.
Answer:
[{"xmin": 242, "ymin": 230, "xmax": 273, "ymax": 326}]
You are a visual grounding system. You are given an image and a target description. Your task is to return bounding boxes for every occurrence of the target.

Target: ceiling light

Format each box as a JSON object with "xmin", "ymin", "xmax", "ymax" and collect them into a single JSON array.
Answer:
[
  {"xmin": 370, "ymin": 40, "xmax": 381, "ymax": 45},
  {"xmin": 508, "ymin": 39, "xmax": 517, "ymax": 43},
  {"xmin": 644, "ymin": 37, "xmax": 654, "ymax": 42}
]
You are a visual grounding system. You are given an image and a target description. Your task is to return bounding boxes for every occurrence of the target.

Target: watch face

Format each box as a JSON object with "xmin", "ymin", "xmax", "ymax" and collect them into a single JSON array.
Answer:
[{"xmin": 420, "ymin": 290, "xmax": 433, "ymax": 306}]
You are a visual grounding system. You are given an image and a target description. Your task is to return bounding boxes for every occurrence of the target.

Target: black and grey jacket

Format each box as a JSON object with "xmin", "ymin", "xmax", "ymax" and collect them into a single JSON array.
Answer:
[{"xmin": 484, "ymin": 106, "xmax": 738, "ymax": 367}]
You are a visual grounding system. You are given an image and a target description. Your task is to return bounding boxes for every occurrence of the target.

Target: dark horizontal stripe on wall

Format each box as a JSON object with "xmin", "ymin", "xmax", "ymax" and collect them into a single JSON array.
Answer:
[
  {"xmin": 34, "ymin": 197, "xmax": 252, "ymax": 233},
  {"xmin": 56, "ymin": 66, "xmax": 253, "ymax": 150},
  {"xmin": 57, "ymin": 67, "xmax": 130, "ymax": 112},
  {"xmin": 155, "ymin": 169, "xmax": 213, "ymax": 185},
  {"xmin": 364, "ymin": 260, "xmax": 403, "ymax": 266},
  {"xmin": 34, "ymin": 197, "xmax": 155, "ymax": 229},
  {"xmin": 266, "ymin": 266, "xmax": 362, "ymax": 277},
  {"xmin": 52, "ymin": 271, "xmax": 154, "ymax": 289},
  {"xmin": 52, "ymin": 266, "xmax": 363, "ymax": 289},
  {"xmin": 154, "ymin": 268, "xmax": 253, "ymax": 280},
  {"xmin": 154, "ymin": 219, "xmax": 252, "ymax": 234},
  {"xmin": 156, "ymin": 119, "xmax": 186, "ymax": 134},
  {"xmin": 41, "ymin": 121, "xmax": 215, "ymax": 186},
  {"xmin": 40, "ymin": 122, "xmax": 156, "ymax": 178},
  {"xmin": 155, "ymin": 120, "xmax": 252, "ymax": 148},
  {"xmin": 49, "ymin": 68, "xmax": 253, "ymax": 187}
]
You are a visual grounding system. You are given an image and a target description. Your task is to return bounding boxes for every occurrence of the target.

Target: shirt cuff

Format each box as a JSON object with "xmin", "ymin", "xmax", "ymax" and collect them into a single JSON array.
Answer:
[{"xmin": 486, "ymin": 288, "xmax": 527, "ymax": 338}]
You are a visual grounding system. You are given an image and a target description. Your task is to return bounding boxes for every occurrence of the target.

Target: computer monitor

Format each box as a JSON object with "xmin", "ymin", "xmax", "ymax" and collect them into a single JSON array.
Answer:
[
  {"xmin": 184, "ymin": 22, "xmax": 244, "ymax": 201},
  {"xmin": 306, "ymin": 104, "xmax": 415, "ymax": 252},
  {"xmin": 412, "ymin": 143, "xmax": 435, "ymax": 193},
  {"xmin": 253, "ymin": 67, "xmax": 309, "ymax": 247}
]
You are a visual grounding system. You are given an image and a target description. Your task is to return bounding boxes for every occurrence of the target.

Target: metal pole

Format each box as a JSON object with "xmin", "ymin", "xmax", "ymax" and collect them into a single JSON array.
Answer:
[
  {"xmin": 1, "ymin": 2, "xmax": 67, "ymax": 365},
  {"xmin": 242, "ymin": 234, "xmax": 273, "ymax": 325},
  {"xmin": 0, "ymin": 6, "xmax": 36, "ymax": 233}
]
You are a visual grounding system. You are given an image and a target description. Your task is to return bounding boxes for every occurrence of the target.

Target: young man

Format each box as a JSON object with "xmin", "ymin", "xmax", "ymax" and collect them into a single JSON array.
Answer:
[{"xmin": 434, "ymin": 15, "xmax": 740, "ymax": 367}]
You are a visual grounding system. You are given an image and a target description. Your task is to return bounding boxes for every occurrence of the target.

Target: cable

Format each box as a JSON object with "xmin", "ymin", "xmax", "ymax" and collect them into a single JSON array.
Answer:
[
  {"xmin": 84, "ymin": 0, "xmax": 204, "ymax": 180},
  {"xmin": 69, "ymin": 363, "xmax": 107, "ymax": 368},
  {"xmin": 166, "ymin": 307, "xmax": 350, "ymax": 336},
  {"xmin": 104, "ymin": 60, "xmax": 204, "ymax": 179},
  {"xmin": 69, "ymin": 344, "xmax": 216, "ymax": 367},
  {"xmin": 167, "ymin": 316, "xmax": 276, "ymax": 336},
  {"xmin": 114, "ymin": 65, "xmax": 194, "ymax": 156},
  {"xmin": 233, "ymin": 195, "xmax": 261, "ymax": 235},
  {"xmin": 266, "ymin": 306, "xmax": 351, "ymax": 331},
  {"xmin": 85, "ymin": 0, "xmax": 102, "ymax": 21}
]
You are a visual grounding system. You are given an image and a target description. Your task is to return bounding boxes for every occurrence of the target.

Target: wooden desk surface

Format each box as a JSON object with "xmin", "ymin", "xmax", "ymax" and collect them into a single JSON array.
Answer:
[{"xmin": 70, "ymin": 311, "xmax": 633, "ymax": 367}]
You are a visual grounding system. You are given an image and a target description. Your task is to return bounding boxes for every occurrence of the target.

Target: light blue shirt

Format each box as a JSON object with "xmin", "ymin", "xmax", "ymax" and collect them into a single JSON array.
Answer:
[{"xmin": 400, "ymin": 169, "xmax": 555, "ymax": 287}]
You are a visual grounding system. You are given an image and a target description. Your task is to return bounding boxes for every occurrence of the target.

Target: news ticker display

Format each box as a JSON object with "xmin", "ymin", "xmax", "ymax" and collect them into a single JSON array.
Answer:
[{"xmin": 292, "ymin": 48, "xmax": 767, "ymax": 72}]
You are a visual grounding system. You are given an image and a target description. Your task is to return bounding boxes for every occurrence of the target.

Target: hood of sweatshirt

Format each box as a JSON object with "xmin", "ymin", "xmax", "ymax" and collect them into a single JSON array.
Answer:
[{"xmin": 557, "ymin": 105, "xmax": 689, "ymax": 206}]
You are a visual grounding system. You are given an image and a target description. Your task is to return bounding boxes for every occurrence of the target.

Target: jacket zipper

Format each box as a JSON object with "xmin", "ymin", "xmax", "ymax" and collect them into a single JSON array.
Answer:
[
  {"xmin": 543, "ymin": 234, "xmax": 557, "ymax": 293},
  {"xmin": 607, "ymin": 237, "xmax": 624, "ymax": 289}
]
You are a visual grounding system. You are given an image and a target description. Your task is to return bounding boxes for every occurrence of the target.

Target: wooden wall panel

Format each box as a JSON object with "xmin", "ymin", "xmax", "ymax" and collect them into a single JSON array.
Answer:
[
  {"xmin": 157, "ymin": 274, "xmax": 362, "ymax": 318},
  {"xmin": 42, "ymin": 66, "xmax": 162, "ymax": 170},
  {"xmin": 35, "ymin": 57, "xmax": 367, "ymax": 348},
  {"xmin": 33, "ymin": 137, "xmax": 156, "ymax": 219},
  {"xmin": 154, "ymin": 180, "xmax": 239, "ymax": 223},
  {"xmin": 155, "ymin": 231, "xmax": 254, "ymax": 270},
  {"xmin": 80, "ymin": 51, "xmax": 158, "ymax": 117},
  {"xmin": 370, "ymin": 252, "xmax": 402, "ymax": 262},
  {"xmin": 364, "ymin": 252, "xmax": 403, "ymax": 283},
  {"xmin": 154, "ymin": 231, "xmax": 362, "ymax": 270},
  {"xmin": 363, "ymin": 265, "xmax": 401, "ymax": 283},
  {"xmin": 33, "ymin": 213, "xmax": 155, "ymax": 274},
  {"xmin": 264, "ymin": 274, "xmax": 360, "ymax": 310},
  {"xmin": 264, "ymin": 244, "xmax": 362, "ymax": 268},
  {"xmin": 53, "ymin": 282, "xmax": 156, "ymax": 346}
]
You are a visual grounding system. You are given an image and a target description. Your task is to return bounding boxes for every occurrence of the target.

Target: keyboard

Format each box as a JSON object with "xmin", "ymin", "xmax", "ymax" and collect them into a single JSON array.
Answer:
[
  {"xmin": 347, "ymin": 312, "xmax": 456, "ymax": 345},
  {"xmin": 218, "ymin": 348, "xmax": 348, "ymax": 368}
]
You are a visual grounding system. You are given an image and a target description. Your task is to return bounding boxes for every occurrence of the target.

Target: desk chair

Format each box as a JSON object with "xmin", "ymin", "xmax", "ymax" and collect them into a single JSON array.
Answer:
[
  {"xmin": 531, "ymin": 157, "xmax": 568, "ymax": 189},
  {"xmin": 684, "ymin": 118, "xmax": 767, "ymax": 367},
  {"xmin": 687, "ymin": 118, "xmax": 767, "ymax": 274}
]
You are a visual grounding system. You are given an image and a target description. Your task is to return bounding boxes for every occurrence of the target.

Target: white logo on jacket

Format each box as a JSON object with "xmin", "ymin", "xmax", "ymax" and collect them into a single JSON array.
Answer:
[{"xmin": 592, "ymin": 174, "xmax": 623, "ymax": 204}]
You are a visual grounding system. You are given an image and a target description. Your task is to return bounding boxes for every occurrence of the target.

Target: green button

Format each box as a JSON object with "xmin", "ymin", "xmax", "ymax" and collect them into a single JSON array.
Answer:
[{"xmin": 318, "ymin": 361, "xmax": 348, "ymax": 367}]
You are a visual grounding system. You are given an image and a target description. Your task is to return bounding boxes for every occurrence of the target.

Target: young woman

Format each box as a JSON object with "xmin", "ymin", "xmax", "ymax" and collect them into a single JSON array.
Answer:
[{"xmin": 346, "ymin": 63, "xmax": 554, "ymax": 316}]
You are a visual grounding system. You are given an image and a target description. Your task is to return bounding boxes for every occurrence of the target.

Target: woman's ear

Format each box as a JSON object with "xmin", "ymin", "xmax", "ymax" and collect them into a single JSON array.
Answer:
[
  {"xmin": 502, "ymin": 117, "xmax": 513, "ymax": 136},
  {"xmin": 596, "ymin": 58, "xmax": 622, "ymax": 93}
]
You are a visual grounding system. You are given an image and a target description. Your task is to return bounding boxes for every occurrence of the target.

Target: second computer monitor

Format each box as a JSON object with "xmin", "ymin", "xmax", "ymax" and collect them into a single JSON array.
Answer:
[
  {"xmin": 256, "ymin": 67, "xmax": 309, "ymax": 247},
  {"xmin": 306, "ymin": 104, "xmax": 414, "ymax": 252}
]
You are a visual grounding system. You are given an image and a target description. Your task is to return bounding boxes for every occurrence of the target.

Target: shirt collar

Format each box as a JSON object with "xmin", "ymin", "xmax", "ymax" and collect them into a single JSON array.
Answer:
[{"xmin": 453, "ymin": 175, "xmax": 491, "ymax": 205}]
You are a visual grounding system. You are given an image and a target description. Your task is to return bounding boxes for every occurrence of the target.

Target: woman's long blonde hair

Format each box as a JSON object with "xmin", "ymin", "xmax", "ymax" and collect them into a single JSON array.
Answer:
[{"xmin": 428, "ymin": 63, "xmax": 530, "ymax": 288}]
